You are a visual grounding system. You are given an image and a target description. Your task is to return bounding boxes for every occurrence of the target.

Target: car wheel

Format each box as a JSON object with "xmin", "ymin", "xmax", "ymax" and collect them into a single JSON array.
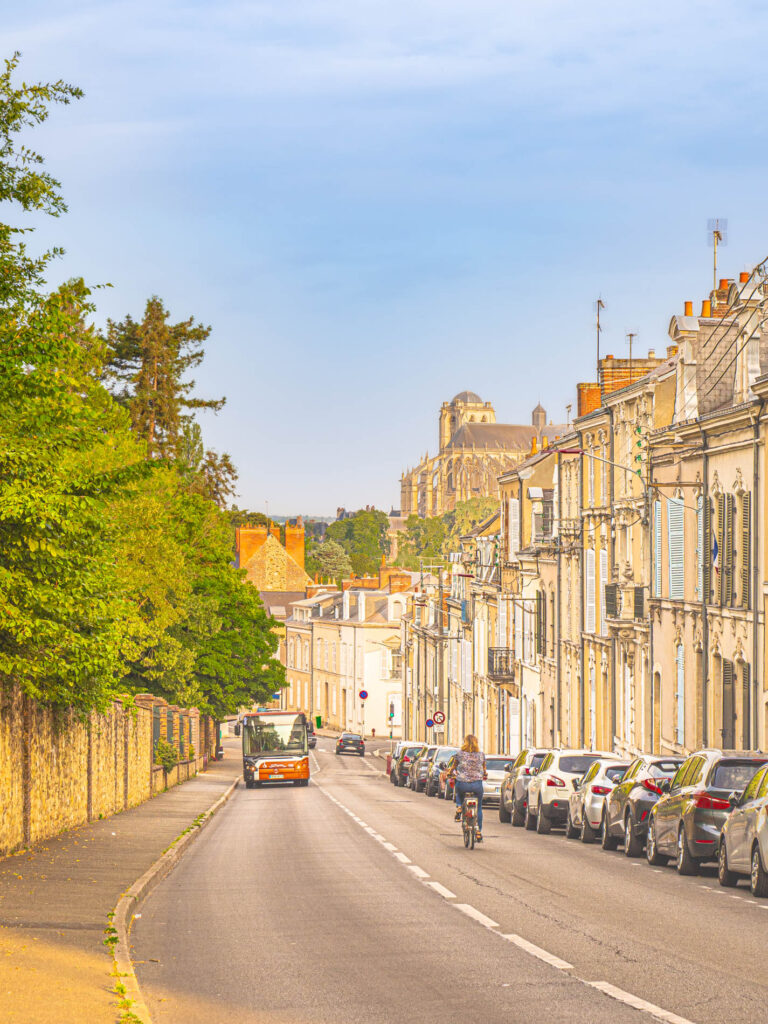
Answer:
[
  {"xmin": 750, "ymin": 844, "xmax": 768, "ymax": 897},
  {"xmin": 718, "ymin": 840, "xmax": 738, "ymax": 887},
  {"xmin": 601, "ymin": 809, "xmax": 619, "ymax": 851},
  {"xmin": 499, "ymin": 799, "xmax": 512, "ymax": 824},
  {"xmin": 580, "ymin": 813, "xmax": 596, "ymax": 844},
  {"xmin": 390, "ymin": 771, "xmax": 396, "ymax": 785},
  {"xmin": 676, "ymin": 826, "xmax": 699, "ymax": 876},
  {"xmin": 536, "ymin": 799, "xmax": 551, "ymax": 834},
  {"xmin": 245, "ymin": 778, "xmax": 254, "ymax": 789},
  {"xmin": 646, "ymin": 819, "xmax": 667, "ymax": 865},
  {"xmin": 511, "ymin": 798, "xmax": 526, "ymax": 827},
  {"xmin": 624, "ymin": 812, "xmax": 643, "ymax": 858},
  {"xmin": 565, "ymin": 809, "xmax": 579, "ymax": 839},
  {"xmin": 393, "ymin": 773, "xmax": 400, "ymax": 787},
  {"xmin": 524, "ymin": 802, "xmax": 537, "ymax": 830}
]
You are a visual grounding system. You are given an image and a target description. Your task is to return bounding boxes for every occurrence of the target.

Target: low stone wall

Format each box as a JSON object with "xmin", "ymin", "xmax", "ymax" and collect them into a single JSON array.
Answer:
[{"xmin": 0, "ymin": 685, "xmax": 216, "ymax": 858}]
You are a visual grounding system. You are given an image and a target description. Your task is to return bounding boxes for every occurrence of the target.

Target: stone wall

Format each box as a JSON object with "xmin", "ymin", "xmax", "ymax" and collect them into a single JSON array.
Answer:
[{"xmin": 0, "ymin": 685, "xmax": 217, "ymax": 858}]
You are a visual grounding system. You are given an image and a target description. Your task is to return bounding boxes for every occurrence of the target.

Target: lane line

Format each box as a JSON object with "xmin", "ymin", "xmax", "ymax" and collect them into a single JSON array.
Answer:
[
  {"xmin": 501, "ymin": 933, "xmax": 572, "ymax": 971},
  {"xmin": 425, "ymin": 881, "xmax": 456, "ymax": 899},
  {"xmin": 393, "ymin": 851, "xmax": 412, "ymax": 864},
  {"xmin": 454, "ymin": 904, "xmax": 498, "ymax": 929},
  {"xmin": 383, "ymin": 842, "xmax": 398, "ymax": 852},
  {"xmin": 586, "ymin": 981, "xmax": 697, "ymax": 1024},
  {"xmin": 406, "ymin": 865, "xmax": 430, "ymax": 879}
]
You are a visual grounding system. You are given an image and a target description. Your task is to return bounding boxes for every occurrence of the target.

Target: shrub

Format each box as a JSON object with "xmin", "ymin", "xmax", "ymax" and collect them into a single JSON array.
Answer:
[{"xmin": 155, "ymin": 738, "xmax": 178, "ymax": 773}]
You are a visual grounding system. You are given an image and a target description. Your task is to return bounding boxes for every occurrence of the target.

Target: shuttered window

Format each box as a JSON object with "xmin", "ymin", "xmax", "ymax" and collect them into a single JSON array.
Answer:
[
  {"xmin": 741, "ymin": 663, "xmax": 751, "ymax": 748},
  {"xmin": 667, "ymin": 498, "xmax": 685, "ymax": 600},
  {"xmin": 515, "ymin": 602, "xmax": 523, "ymax": 660},
  {"xmin": 585, "ymin": 548, "xmax": 596, "ymax": 633},
  {"xmin": 740, "ymin": 493, "xmax": 751, "ymax": 610},
  {"xmin": 675, "ymin": 644, "xmax": 685, "ymax": 745},
  {"xmin": 696, "ymin": 496, "xmax": 703, "ymax": 599},
  {"xmin": 723, "ymin": 493, "xmax": 735, "ymax": 607},
  {"xmin": 508, "ymin": 497, "xmax": 520, "ymax": 561},
  {"xmin": 716, "ymin": 494, "xmax": 726, "ymax": 605},
  {"xmin": 599, "ymin": 547, "xmax": 608, "ymax": 635},
  {"xmin": 722, "ymin": 659, "xmax": 735, "ymax": 747},
  {"xmin": 653, "ymin": 500, "xmax": 662, "ymax": 597},
  {"xmin": 703, "ymin": 499, "xmax": 712, "ymax": 602},
  {"xmin": 535, "ymin": 593, "xmax": 543, "ymax": 657}
]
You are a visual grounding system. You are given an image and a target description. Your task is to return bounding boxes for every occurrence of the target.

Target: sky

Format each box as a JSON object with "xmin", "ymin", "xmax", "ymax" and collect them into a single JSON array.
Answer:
[{"xmin": 4, "ymin": 1, "xmax": 768, "ymax": 516}]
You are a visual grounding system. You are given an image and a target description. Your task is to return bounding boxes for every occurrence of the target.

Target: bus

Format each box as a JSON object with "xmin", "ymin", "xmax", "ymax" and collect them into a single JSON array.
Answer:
[{"xmin": 241, "ymin": 709, "xmax": 310, "ymax": 788}]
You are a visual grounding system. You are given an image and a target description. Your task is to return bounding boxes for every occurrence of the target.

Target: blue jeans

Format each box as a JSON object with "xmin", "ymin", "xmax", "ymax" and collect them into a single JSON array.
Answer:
[{"xmin": 455, "ymin": 780, "xmax": 483, "ymax": 830}]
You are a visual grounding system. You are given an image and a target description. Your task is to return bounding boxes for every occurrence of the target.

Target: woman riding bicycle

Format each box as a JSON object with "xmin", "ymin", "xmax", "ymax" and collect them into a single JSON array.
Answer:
[{"xmin": 452, "ymin": 734, "xmax": 487, "ymax": 842}]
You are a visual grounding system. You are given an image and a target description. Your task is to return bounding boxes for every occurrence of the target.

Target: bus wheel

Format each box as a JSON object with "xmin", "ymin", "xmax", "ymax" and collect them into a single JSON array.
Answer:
[{"xmin": 245, "ymin": 778, "xmax": 254, "ymax": 789}]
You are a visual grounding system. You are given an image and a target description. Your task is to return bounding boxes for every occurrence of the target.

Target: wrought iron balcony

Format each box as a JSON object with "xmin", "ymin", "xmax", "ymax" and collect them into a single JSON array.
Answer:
[{"xmin": 488, "ymin": 648, "xmax": 515, "ymax": 679}]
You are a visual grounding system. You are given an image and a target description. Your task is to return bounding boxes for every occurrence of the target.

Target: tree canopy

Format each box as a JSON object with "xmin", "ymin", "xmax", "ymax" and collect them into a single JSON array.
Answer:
[
  {"xmin": 306, "ymin": 539, "xmax": 353, "ymax": 584},
  {"xmin": 325, "ymin": 509, "xmax": 390, "ymax": 577},
  {"xmin": 394, "ymin": 498, "xmax": 500, "ymax": 570}
]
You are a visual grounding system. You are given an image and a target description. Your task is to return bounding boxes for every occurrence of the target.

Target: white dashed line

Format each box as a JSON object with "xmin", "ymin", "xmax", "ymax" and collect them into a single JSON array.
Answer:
[
  {"xmin": 501, "ymin": 933, "xmax": 573, "ymax": 970},
  {"xmin": 393, "ymin": 851, "xmax": 412, "ymax": 864},
  {"xmin": 383, "ymin": 842, "xmax": 398, "ymax": 852},
  {"xmin": 454, "ymin": 904, "xmax": 498, "ymax": 929},
  {"xmin": 425, "ymin": 881, "xmax": 456, "ymax": 899},
  {"xmin": 406, "ymin": 865, "xmax": 430, "ymax": 879},
  {"xmin": 586, "ymin": 981, "xmax": 697, "ymax": 1024}
]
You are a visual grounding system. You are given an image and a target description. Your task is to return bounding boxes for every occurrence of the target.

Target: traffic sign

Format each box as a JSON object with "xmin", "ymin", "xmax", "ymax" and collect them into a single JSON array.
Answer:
[
  {"xmin": 359, "ymin": 690, "xmax": 368, "ymax": 700},
  {"xmin": 433, "ymin": 710, "xmax": 446, "ymax": 725},
  {"xmin": 426, "ymin": 718, "xmax": 434, "ymax": 728}
]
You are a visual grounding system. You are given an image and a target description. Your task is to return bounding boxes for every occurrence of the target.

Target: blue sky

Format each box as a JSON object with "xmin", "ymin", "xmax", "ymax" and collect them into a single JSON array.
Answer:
[{"xmin": 4, "ymin": 1, "xmax": 768, "ymax": 515}]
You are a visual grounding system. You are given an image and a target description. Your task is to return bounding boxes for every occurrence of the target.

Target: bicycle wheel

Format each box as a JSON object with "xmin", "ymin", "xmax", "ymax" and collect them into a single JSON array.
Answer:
[{"xmin": 463, "ymin": 824, "xmax": 471, "ymax": 848}]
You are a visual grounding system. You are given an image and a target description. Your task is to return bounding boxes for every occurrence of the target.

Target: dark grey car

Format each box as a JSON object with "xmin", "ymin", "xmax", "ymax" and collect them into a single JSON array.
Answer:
[
  {"xmin": 647, "ymin": 749, "xmax": 768, "ymax": 874},
  {"xmin": 498, "ymin": 748, "xmax": 550, "ymax": 826},
  {"xmin": 603, "ymin": 755, "xmax": 683, "ymax": 856},
  {"xmin": 425, "ymin": 746, "xmax": 459, "ymax": 797}
]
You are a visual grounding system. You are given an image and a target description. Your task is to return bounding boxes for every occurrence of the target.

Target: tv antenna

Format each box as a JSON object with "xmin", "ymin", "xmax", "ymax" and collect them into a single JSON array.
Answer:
[
  {"xmin": 626, "ymin": 330, "xmax": 638, "ymax": 380},
  {"xmin": 707, "ymin": 218, "xmax": 728, "ymax": 291},
  {"xmin": 594, "ymin": 297, "xmax": 605, "ymax": 390}
]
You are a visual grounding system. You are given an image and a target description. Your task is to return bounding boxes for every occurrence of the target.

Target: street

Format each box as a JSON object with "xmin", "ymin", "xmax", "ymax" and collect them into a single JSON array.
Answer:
[{"xmin": 132, "ymin": 738, "xmax": 768, "ymax": 1024}]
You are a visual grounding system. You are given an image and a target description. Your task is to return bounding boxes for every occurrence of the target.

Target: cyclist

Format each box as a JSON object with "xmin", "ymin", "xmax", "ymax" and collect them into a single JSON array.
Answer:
[{"xmin": 451, "ymin": 734, "xmax": 487, "ymax": 842}]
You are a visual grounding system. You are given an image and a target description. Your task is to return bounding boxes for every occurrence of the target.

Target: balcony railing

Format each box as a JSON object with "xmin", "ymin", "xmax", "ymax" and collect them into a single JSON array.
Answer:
[{"xmin": 488, "ymin": 648, "xmax": 515, "ymax": 679}]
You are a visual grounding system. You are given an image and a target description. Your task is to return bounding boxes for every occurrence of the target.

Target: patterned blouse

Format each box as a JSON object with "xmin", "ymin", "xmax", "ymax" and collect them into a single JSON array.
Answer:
[{"xmin": 454, "ymin": 750, "xmax": 486, "ymax": 783}]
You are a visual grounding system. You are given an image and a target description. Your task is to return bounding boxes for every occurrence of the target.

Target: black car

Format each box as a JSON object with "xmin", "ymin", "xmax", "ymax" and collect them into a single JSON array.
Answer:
[
  {"xmin": 336, "ymin": 732, "xmax": 365, "ymax": 756},
  {"xmin": 409, "ymin": 745, "xmax": 438, "ymax": 792},
  {"xmin": 603, "ymin": 755, "xmax": 683, "ymax": 856},
  {"xmin": 307, "ymin": 721, "xmax": 317, "ymax": 749},
  {"xmin": 393, "ymin": 743, "xmax": 426, "ymax": 786},
  {"xmin": 498, "ymin": 748, "xmax": 550, "ymax": 825},
  {"xmin": 425, "ymin": 746, "xmax": 459, "ymax": 797},
  {"xmin": 647, "ymin": 749, "xmax": 768, "ymax": 874}
]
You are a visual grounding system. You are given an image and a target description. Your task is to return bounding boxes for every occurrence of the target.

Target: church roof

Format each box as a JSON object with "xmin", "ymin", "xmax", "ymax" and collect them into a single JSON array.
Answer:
[
  {"xmin": 453, "ymin": 391, "xmax": 482, "ymax": 404},
  {"xmin": 447, "ymin": 422, "xmax": 536, "ymax": 450}
]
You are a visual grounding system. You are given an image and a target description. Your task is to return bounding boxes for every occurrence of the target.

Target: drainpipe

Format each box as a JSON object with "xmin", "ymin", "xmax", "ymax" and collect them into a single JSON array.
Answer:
[
  {"xmin": 608, "ymin": 406, "xmax": 616, "ymax": 745},
  {"xmin": 579, "ymin": 448, "xmax": 585, "ymax": 748},
  {"xmin": 556, "ymin": 448, "xmax": 562, "ymax": 746},
  {"xmin": 648, "ymin": 435, "xmax": 655, "ymax": 755},
  {"xmin": 752, "ymin": 405, "xmax": 761, "ymax": 750}
]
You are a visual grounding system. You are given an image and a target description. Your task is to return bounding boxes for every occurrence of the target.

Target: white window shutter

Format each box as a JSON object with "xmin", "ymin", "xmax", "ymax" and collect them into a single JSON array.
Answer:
[
  {"xmin": 509, "ymin": 498, "xmax": 520, "ymax": 560},
  {"xmin": 668, "ymin": 498, "xmax": 685, "ymax": 600},
  {"xmin": 676, "ymin": 644, "xmax": 685, "ymax": 744},
  {"xmin": 654, "ymin": 500, "xmax": 662, "ymax": 597},
  {"xmin": 599, "ymin": 548, "xmax": 608, "ymax": 636},
  {"xmin": 696, "ymin": 496, "xmax": 703, "ymax": 598},
  {"xmin": 515, "ymin": 603, "xmax": 523, "ymax": 660},
  {"xmin": 585, "ymin": 549, "xmax": 596, "ymax": 634}
]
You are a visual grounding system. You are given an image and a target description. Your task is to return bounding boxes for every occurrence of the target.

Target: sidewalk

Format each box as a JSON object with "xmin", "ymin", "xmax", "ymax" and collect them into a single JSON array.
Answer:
[{"xmin": 0, "ymin": 740, "xmax": 242, "ymax": 1024}]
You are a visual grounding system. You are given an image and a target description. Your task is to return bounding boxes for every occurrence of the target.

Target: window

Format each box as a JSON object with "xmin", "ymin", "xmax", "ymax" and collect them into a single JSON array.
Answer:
[
  {"xmin": 601, "ymin": 449, "xmax": 608, "ymax": 505},
  {"xmin": 588, "ymin": 452, "xmax": 595, "ymax": 506},
  {"xmin": 742, "ymin": 766, "xmax": 766, "ymax": 803},
  {"xmin": 599, "ymin": 547, "xmax": 608, "ymax": 635},
  {"xmin": 653, "ymin": 500, "xmax": 662, "ymax": 597},
  {"xmin": 739, "ymin": 492, "xmax": 751, "ymax": 609},
  {"xmin": 582, "ymin": 762, "xmax": 600, "ymax": 784},
  {"xmin": 675, "ymin": 644, "xmax": 685, "ymax": 745},
  {"xmin": 671, "ymin": 758, "xmax": 695, "ymax": 791},
  {"xmin": 585, "ymin": 549, "xmax": 596, "ymax": 633},
  {"xmin": 667, "ymin": 498, "xmax": 684, "ymax": 600},
  {"xmin": 508, "ymin": 497, "xmax": 520, "ymax": 560},
  {"xmin": 696, "ymin": 496, "xmax": 703, "ymax": 598}
]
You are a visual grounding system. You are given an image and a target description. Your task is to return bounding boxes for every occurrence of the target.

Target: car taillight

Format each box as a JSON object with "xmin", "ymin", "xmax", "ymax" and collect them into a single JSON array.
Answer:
[
  {"xmin": 403, "ymin": 756, "xmax": 410, "ymax": 763},
  {"xmin": 523, "ymin": 767, "xmax": 531, "ymax": 775},
  {"xmin": 547, "ymin": 775, "xmax": 565, "ymax": 787},
  {"xmin": 641, "ymin": 778, "xmax": 663, "ymax": 795},
  {"xmin": 591, "ymin": 785, "xmax": 611, "ymax": 795},
  {"xmin": 691, "ymin": 791, "xmax": 731, "ymax": 811}
]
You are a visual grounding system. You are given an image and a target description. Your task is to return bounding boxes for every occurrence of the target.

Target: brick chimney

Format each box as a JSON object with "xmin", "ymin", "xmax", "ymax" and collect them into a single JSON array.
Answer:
[
  {"xmin": 236, "ymin": 525, "xmax": 268, "ymax": 568},
  {"xmin": 285, "ymin": 523, "xmax": 305, "ymax": 570}
]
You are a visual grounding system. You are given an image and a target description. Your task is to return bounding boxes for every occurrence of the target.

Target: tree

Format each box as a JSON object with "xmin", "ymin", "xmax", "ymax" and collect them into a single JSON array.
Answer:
[
  {"xmin": 104, "ymin": 296, "xmax": 225, "ymax": 460},
  {"xmin": 178, "ymin": 421, "xmax": 238, "ymax": 508},
  {"xmin": 325, "ymin": 509, "xmax": 390, "ymax": 576},
  {"xmin": 307, "ymin": 540, "xmax": 352, "ymax": 583},
  {"xmin": 394, "ymin": 515, "xmax": 446, "ymax": 570},
  {"xmin": 441, "ymin": 498, "xmax": 499, "ymax": 556}
]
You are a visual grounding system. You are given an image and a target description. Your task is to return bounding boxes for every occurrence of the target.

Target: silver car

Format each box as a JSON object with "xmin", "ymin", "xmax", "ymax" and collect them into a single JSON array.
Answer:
[
  {"xmin": 482, "ymin": 755, "xmax": 515, "ymax": 806},
  {"xmin": 566, "ymin": 758, "xmax": 630, "ymax": 843},
  {"xmin": 718, "ymin": 761, "xmax": 768, "ymax": 896}
]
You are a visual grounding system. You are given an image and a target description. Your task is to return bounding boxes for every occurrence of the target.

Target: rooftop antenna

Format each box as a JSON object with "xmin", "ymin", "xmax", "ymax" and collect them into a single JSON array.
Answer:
[
  {"xmin": 566, "ymin": 403, "xmax": 572, "ymax": 428},
  {"xmin": 626, "ymin": 330, "xmax": 637, "ymax": 381},
  {"xmin": 707, "ymin": 218, "xmax": 728, "ymax": 291},
  {"xmin": 594, "ymin": 297, "xmax": 605, "ymax": 392}
]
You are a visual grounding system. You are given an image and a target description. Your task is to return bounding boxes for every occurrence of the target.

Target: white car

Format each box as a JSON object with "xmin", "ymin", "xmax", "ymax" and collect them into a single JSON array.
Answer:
[
  {"xmin": 482, "ymin": 755, "xmax": 515, "ymax": 806},
  {"xmin": 526, "ymin": 749, "xmax": 612, "ymax": 834},
  {"xmin": 566, "ymin": 758, "xmax": 630, "ymax": 843}
]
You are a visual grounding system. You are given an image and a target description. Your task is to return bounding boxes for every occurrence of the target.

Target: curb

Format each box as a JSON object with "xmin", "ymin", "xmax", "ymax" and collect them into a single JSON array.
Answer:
[{"xmin": 111, "ymin": 774, "xmax": 241, "ymax": 1023}]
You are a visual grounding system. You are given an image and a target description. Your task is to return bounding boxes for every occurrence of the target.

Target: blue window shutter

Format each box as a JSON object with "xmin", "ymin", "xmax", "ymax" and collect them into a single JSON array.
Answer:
[
  {"xmin": 667, "ymin": 498, "xmax": 684, "ymax": 600},
  {"xmin": 653, "ymin": 500, "xmax": 662, "ymax": 597}
]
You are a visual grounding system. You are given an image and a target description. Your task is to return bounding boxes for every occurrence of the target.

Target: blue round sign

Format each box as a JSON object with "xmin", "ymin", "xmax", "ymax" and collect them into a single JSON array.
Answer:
[
  {"xmin": 359, "ymin": 690, "xmax": 368, "ymax": 700},
  {"xmin": 426, "ymin": 718, "xmax": 434, "ymax": 728}
]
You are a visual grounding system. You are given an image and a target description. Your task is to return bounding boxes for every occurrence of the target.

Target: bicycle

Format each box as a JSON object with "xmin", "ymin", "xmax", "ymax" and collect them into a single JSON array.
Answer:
[{"xmin": 461, "ymin": 793, "xmax": 480, "ymax": 849}]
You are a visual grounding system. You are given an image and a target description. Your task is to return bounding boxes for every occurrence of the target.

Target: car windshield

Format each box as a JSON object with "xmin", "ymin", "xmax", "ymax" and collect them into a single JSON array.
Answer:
[
  {"xmin": 605, "ymin": 766, "xmax": 628, "ymax": 783},
  {"xmin": 403, "ymin": 746, "xmax": 423, "ymax": 757},
  {"xmin": 530, "ymin": 753, "xmax": 547, "ymax": 770},
  {"xmin": 650, "ymin": 761, "xmax": 681, "ymax": 778},
  {"xmin": 342, "ymin": 734, "xmax": 361, "ymax": 740},
  {"xmin": 486, "ymin": 758, "xmax": 510, "ymax": 772},
  {"xmin": 242, "ymin": 714, "xmax": 308, "ymax": 755},
  {"xmin": 711, "ymin": 760, "xmax": 768, "ymax": 791},
  {"xmin": 437, "ymin": 747, "xmax": 457, "ymax": 759},
  {"xmin": 559, "ymin": 755, "xmax": 598, "ymax": 774}
]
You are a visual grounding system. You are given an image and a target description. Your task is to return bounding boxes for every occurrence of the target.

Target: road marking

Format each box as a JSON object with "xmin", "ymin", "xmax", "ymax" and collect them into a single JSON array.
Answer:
[
  {"xmin": 425, "ymin": 881, "xmax": 456, "ymax": 899},
  {"xmin": 454, "ymin": 904, "xmax": 498, "ymax": 929},
  {"xmin": 393, "ymin": 851, "xmax": 412, "ymax": 864},
  {"xmin": 406, "ymin": 865, "xmax": 430, "ymax": 879},
  {"xmin": 383, "ymin": 842, "xmax": 398, "ymax": 852},
  {"xmin": 501, "ymin": 933, "xmax": 572, "ymax": 970},
  {"xmin": 586, "ymin": 981, "xmax": 696, "ymax": 1024}
]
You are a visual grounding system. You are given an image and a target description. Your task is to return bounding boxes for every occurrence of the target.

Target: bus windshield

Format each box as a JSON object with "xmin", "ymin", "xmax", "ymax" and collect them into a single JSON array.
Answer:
[{"xmin": 242, "ymin": 713, "xmax": 308, "ymax": 756}]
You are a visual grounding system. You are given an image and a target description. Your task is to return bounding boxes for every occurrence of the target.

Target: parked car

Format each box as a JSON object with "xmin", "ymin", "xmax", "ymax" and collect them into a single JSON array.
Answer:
[
  {"xmin": 307, "ymin": 721, "xmax": 317, "ymax": 749},
  {"xmin": 336, "ymin": 732, "xmax": 365, "ymax": 757},
  {"xmin": 603, "ymin": 755, "xmax": 683, "ymax": 856},
  {"xmin": 438, "ymin": 752, "xmax": 460, "ymax": 799},
  {"xmin": 566, "ymin": 758, "xmax": 630, "ymax": 843},
  {"xmin": 392, "ymin": 743, "xmax": 426, "ymax": 786},
  {"xmin": 718, "ymin": 761, "xmax": 768, "ymax": 896},
  {"xmin": 647, "ymin": 749, "xmax": 768, "ymax": 874},
  {"xmin": 389, "ymin": 740, "xmax": 417, "ymax": 783},
  {"xmin": 498, "ymin": 748, "xmax": 550, "ymax": 825},
  {"xmin": 526, "ymin": 749, "xmax": 611, "ymax": 834},
  {"xmin": 483, "ymin": 756, "xmax": 515, "ymax": 806},
  {"xmin": 409, "ymin": 745, "xmax": 438, "ymax": 791},
  {"xmin": 425, "ymin": 746, "xmax": 459, "ymax": 796}
]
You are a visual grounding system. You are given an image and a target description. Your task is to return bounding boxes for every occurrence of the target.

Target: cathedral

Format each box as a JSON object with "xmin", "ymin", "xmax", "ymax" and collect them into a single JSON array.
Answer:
[{"xmin": 399, "ymin": 392, "xmax": 565, "ymax": 517}]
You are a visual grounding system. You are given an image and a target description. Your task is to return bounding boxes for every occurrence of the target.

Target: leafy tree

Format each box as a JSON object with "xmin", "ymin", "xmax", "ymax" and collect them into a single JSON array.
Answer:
[
  {"xmin": 306, "ymin": 540, "xmax": 352, "ymax": 583},
  {"xmin": 325, "ymin": 509, "xmax": 390, "ymax": 576},
  {"xmin": 394, "ymin": 514, "xmax": 446, "ymax": 570},
  {"xmin": 441, "ymin": 498, "xmax": 499, "ymax": 556},
  {"xmin": 178, "ymin": 420, "xmax": 238, "ymax": 508},
  {"xmin": 104, "ymin": 296, "xmax": 224, "ymax": 460}
]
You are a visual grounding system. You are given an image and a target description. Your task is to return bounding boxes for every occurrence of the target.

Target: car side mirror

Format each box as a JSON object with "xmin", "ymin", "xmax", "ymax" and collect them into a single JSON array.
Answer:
[
  {"xmin": 729, "ymin": 790, "xmax": 742, "ymax": 807},
  {"xmin": 658, "ymin": 778, "xmax": 671, "ymax": 793},
  {"xmin": 504, "ymin": 763, "xmax": 513, "ymax": 773},
  {"xmin": 438, "ymin": 761, "xmax": 446, "ymax": 769},
  {"xmin": 572, "ymin": 777, "xmax": 582, "ymax": 790}
]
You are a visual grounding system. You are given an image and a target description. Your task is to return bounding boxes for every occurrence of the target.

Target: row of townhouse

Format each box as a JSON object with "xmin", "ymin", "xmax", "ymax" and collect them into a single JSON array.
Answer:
[
  {"xmin": 282, "ymin": 565, "xmax": 414, "ymax": 737},
  {"xmin": 400, "ymin": 266, "xmax": 768, "ymax": 758}
]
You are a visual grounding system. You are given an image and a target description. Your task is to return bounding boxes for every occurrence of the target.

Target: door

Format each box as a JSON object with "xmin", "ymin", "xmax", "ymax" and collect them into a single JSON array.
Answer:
[
  {"xmin": 611, "ymin": 759, "xmax": 641, "ymax": 832},
  {"xmin": 658, "ymin": 758, "xmax": 695, "ymax": 851}
]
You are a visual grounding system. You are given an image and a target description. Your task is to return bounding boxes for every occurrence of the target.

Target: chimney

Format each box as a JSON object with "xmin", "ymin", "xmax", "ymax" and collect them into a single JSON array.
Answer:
[
  {"xmin": 236, "ymin": 525, "xmax": 269, "ymax": 568},
  {"xmin": 684, "ymin": 301, "xmax": 693, "ymax": 316},
  {"xmin": 719, "ymin": 278, "xmax": 729, "ymax": 290},
  {"xmin": 647, "ymin": 349, "xmax": 655, "ymax": 358},
  {"xmin": 285, "ymin": 523, "xmax": 305, "ymax": 570},
  {"xmin": 530, "ymin": 437, "xmax": 538, "ymax": 455},
  {"xmin": 542, "ymin": 435, "xmax": 549, "ymax": 449},
  {"xmin": 701, "ymin": 299, "xmax": 711, "ymax": 317}
]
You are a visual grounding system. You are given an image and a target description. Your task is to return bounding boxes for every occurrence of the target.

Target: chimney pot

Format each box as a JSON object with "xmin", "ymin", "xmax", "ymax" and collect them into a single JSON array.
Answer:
[
  {"xmin": 701, "ymin": 299, "xmax": 712, "ymax": 317},
  {"xmin": 684, "ymin": 300, "xmax": 693, "ymax": 316},
  {"xmin": 719, "ymin": 278, "xmax": 729, "ymax": 290},
  {"xmin": 740, "ymin": 271, "xmax": 750, "ymax": 283},
  {"xmin": 648, "ymin": 349, "xmax": 655, "ymax": 358}
]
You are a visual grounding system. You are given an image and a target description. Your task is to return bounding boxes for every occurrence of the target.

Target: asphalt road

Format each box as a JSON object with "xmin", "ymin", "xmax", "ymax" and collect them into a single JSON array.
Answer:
[{"xmin": 133, "ymin": 738, "xmax": 768, "ymax": 1024}]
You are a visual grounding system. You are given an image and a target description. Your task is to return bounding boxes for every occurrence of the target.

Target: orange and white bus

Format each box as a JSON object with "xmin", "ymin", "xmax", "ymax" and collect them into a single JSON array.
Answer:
[{"xmin": 241, "ymin": 710, "xmax": 310, "ymax": 788}]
